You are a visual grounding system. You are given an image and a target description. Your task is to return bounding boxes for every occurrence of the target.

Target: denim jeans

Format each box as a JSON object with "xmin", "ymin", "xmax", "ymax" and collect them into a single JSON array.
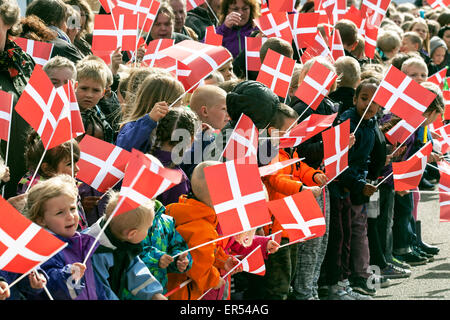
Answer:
[
  {"xmin": 377, "ymin": 184, "xmax": 395, "ymax": 261},
  {"xmin": 393, "ymin": 192, "xmax": 415, "ymax": 255}
]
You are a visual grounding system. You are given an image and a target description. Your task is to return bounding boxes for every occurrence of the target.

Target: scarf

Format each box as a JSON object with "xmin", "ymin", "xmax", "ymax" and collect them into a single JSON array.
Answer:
[
  {"xmin": 0, "ymin": 38, "xmax": 34, "ymax": 80},
  {"xmin": 95, "ymin": 221, "xmax": 143, "ymax": 298}
]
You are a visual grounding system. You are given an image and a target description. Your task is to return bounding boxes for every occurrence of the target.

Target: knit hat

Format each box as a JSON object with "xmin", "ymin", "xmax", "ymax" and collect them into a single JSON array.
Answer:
[
  {"xmin": 430, "ymin": 36, "xmax": 448, "ymax": 57},
  {"xmin": 226, "ymin": 80, "xmax": 279, "ymax": 129}
]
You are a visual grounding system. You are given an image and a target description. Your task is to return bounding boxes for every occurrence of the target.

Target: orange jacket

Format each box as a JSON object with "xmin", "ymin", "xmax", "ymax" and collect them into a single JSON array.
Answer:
[
  {"xmin": 262, "ymin": 149, "xmax": 323, "ymax": 238},
  {"xmin": 166, "ymin": 195, "xmax": 227, "ymax": 300}
]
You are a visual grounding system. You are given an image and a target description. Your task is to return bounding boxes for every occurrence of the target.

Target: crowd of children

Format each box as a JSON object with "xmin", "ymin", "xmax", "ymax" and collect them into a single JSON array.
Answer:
[{"xmin": 1, "ymin": 0, "xmax": 449, "ymax": 301}]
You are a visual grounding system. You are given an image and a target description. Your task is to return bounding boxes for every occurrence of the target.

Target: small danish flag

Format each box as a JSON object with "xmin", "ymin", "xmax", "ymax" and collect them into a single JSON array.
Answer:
[{"xmin": 322, "ymin": 119, "xmax": 350, "ymax": 181}]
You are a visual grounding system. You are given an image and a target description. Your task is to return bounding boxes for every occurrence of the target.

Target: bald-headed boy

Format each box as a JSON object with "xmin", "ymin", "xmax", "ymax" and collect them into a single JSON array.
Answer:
[{"xmin": 190, "ymin": 85, "xmax": 229, "ymax": 131}]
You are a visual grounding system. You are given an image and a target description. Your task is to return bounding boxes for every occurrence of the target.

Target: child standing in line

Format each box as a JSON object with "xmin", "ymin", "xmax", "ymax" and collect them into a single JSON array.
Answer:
[
  {"xmin": 24, "ymin": 174, "xmax": 107, "ymax": 300},
  {"xmin": 85, "ymin": 191, "xmax": 166, "ymax": 300}
]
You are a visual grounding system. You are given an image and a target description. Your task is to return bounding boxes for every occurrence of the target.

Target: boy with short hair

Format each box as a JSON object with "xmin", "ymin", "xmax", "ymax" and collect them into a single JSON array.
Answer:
[
  {"xmin": 329, "ymin": 56, "xmax": 361, "ymax": 114},
  {"xmin": 334, "ymin": 19, "xmax": 359, "ymax": 55},
  {"xmin": 85, "ymin": 191, "xmax": 166, "ymax": 300},
  {"xmin": 400, "ymin": 32, "xmax": 423, "ymax": 54},
  {"xmin": 189, "ymin": 85, "xmax": 229, "ymax": 131},
  {"xmin": 376, "ymin": 31, "xmax": 402, "ymax": 61},
  {"xmin": 43, "ymin": 56, "xmax": 77, "ymax": 88},
  {"xmin": 401, "ymin": 57, "xmax": 429, "ymax": 84}
]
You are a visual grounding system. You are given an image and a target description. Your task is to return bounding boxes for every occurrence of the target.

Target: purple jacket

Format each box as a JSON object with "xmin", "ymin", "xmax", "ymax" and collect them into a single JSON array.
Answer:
[
  {"xmin": 39, "ymin": 232, "xmax": 107, "ymax": 300},
  {"xmin": 153, "ymin": 149, "xmax": 191, "ymax": 206},
  {"xmin": 216, "ymin": 22, "xmax": 259, "ymax": 58}
]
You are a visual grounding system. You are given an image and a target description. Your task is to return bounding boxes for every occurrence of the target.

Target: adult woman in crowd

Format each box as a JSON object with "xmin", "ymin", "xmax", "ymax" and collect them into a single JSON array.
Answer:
[
  {"xmin": 0, "ymin": 0, "xmax": 36, "ymax": 199},
  {"xmin": 216, "ymin": 0, "xmax": 260, "ymax": 58},
  {"xmin": 65, "ymin": 0, "xmax": 94, "ymax": 56}
]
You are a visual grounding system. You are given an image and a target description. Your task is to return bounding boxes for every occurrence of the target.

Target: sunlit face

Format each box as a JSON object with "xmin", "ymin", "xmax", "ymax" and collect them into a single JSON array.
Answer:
[
  {"xmin": 411, "ymin": 23, "xmax": 428, "ymax": 41},
  {"xmin": 170, "ymin": 0, "xmax": 186, "ymax": 33},
  {"xmin": 75, "ymin": 78, "xmax": 105, "ymax": 110},
  {"xmin": 39, "ymin": 195, "xmax": 79, "ymax": 238},
  {"xmin": 150, "ymin": 13, "xmax": 173, "ymax": 40},
  {"xmin": 403, "ymin": 64, "xmax": 428, "ymax": 84},
  {"xmin": 204, "ymin": 98, "xmax": 229, "ymax": 130},
  {"xmin": 46, "ymin": 67, "xmax": 75, "ymax": 88},
  {"xmin": 218, "ymin": 61, "xmax": 234, "ymax": 81},
  {"xmin": 432, "ymin": 46, "xmax": 446, "ymax": 65},
  {"xmin": 56, "ymin": 157, "xmax": 80, "ymax": 176},
  {"xmin": 354, "ymin": 84, "xmax": 380, "ymax": 120},
  {"xmin": 228, "ymin": 0, "xmax": 251, "ymax": 27}
]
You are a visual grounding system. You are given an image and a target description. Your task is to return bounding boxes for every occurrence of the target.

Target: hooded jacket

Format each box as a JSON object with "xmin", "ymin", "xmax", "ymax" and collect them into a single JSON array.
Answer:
[
  {"xmin": 166, "ymin": 195, "xmax": 228, "ymax": 300},
  {"xmin": 185, "ymin": 6, "xmax": 217, "ymax": 41}
]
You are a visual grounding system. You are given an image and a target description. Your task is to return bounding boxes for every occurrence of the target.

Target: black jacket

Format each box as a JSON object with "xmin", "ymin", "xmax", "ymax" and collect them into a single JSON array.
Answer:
[{"xmin": 185, "ymin": 6, "xmax": 217, "ymax": 41}]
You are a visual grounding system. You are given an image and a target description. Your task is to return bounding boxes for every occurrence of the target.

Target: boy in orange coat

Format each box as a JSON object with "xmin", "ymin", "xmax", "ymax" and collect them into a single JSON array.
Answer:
[
  {"xmin": 166, "ymin": 161, "xmax": 240, "ymax": 300},
  {"xmin": 245, "ymin": 103, "xmax": 328, "ymax": 300}
]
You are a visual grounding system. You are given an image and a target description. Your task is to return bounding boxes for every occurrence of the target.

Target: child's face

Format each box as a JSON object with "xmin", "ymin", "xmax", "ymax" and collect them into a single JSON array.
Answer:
[
  {"xmin": 56, "ymin": 157, "xmax": 80, "ymax": 177},
  {"xmin": 443, "ymin": 30, "xmax": 450, "ymax": 50},
  {"xmin": 400, "ymin": 37, "xmax": 418, "ymax": 53},
  {"xmin": 46, "ymin": 67, "xmax": 74, "ymax": 88},
  {"xmin": 75, "ymin": 78, "xmax": 105, "ymax": 110},
  {"xmin": 423, "ymin": 110, "xmax": 439, "ymax": 126},
  {"xmin": 39, "ymin": 195, "xmax": 79, "ymax": 238},
  {"xmin": 432, "ymin": 47, "xmax": 446, "ymax": 65},
  {"xmin": 403, "ymin": 64, "xmax": 428, "ymax": 84},
  {"xmin": 204, "ymin": 99, "xmax": 229, "ymax": 130},
  {"xmin": 150, "ymin": 13, "xmax": 173, "ymax": 40},
  {"xmin": 354, "ymin": 84, "xmax": 380, "ymax": 120},
  {"xmin": 411, "ymin": 23, "xmax": 428, "ymax": 41},
  {"xmin": 218, "ymin": 61, "xmax": 234, "ymax": 81},
  {"xmin": 126, "ymin": 216, "xmax": 153, "ymax": 244}
]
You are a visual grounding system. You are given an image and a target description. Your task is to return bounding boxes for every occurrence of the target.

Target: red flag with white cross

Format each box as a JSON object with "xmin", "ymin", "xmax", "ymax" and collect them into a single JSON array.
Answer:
[
  {"xmin": 58, "ymin": 80, "xmax": 85, "ymax": 139},
  {"xmin": 427, "ymin": 67, "xmax": 447, "ymax": 87},
  {"xmin": 14, "ymin": 65, "xmax": 71, "ymax": 150},
  {"xmin": 372, "ymin": 65, "xmax": 436, "ymax": 128},
  {"xmin": 392, "ymin": 156, "xmax": 427, "ymax": 191},
  {"xmin": 288, "ymin": 12, "xmax": 320, "ymax": 49},
  {"xmin": 77, "ymin": 135, "xmax": 131, "ymax": 193},
  {"xmin": 256, "ymin": 49, "xmax": 296, "ymax": 98},
  {"xmin": 204, "ymin": 25, "xmax": 223, "ymax": 46},
  {"xmin": 186, "ymin": 0, "xmax": 205, "ymax": 11},
  {"xmin": 142, "ymin": 38, "xmax": 174, "ymax": 67},
  {"xmin": 427, "ymin": 0, "xmax": 450, "ymax": 9},
  {"xmin": 438, "ymin": 161, "xmax": 450, "ymax": 222},
  {"xmin": 245, "ymin": 36, "xmax": 266, "ymax": 72},
  {"xmin": 239, "ymin": 245, "xmax": 266, "ymax": 276},
  {"xmin": 222, "ymin": 113, "xmax": 258, "ymax": 163},
  {"xmin": 0, "ymin": 196, "xmax": 67, "ymax": 274},
  {"xmin": 112, "ymin": 0, "xmax": 160, "ymax": 32},
  {"xmin": 300, "ymin": 31, "xmax": 334, "ymax": 64},
  {"xmin": 331, "ymin": 29, "xmax": 345, "ymax": 61},
  {"xmin": 360, "ymin": 0, "xmax": 392, "ymax": 27},
  {"xmin": 0, "ymin": 90, "xmax": 13, "ymax": 142},
  {"xmin": 203, "ymin": 157, "xmax": 272, "ymax": 237},
  {"xmin": 14, "ymin": 37, "xmax": 53, "ymax": 66},
  {"xmin": 92, "ymin": 14, "xmax": 139, "ymax": 51},
  {"xmin": 267, "ymin": 190, "xmax": 326, "ymax": 243},
  {"xmin": 253, "ymin": 12, "xmax": 293, "ymax": 44},
  {"xmin": 363, "ymin": 18, "xmax": 379, "ymax": 59},
  {"xmin": 322, "ymin": 119, "xmax": 350, "ymax": 181},
  {"xmin": 294, "ymin": 60, "xmax": 337, "ymax": 110},
  {"xmin": 385, "ymin": 119, "xmax": 418, "ymax": 146}
]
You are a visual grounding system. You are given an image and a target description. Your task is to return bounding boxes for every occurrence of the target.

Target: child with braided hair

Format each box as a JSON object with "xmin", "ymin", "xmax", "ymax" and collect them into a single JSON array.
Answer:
[{"xmin": 149, "ymin": 106, "xmax": 201, "ymax": 206}]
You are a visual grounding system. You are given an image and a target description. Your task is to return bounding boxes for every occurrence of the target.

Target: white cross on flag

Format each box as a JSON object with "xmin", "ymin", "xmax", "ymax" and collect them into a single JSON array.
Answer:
[
  {"xmin": 92, "ymin": 14, "xmax": 139, "ymax": 51},
  {"xmin": 222, "ymin": 113, "xmax": 258, "ymax": 163},
  {"xmin": 245, "ymin": 36, "xmax": 266, "ymax": 72},
  {"xmin": 0, "ymin": 196, "xmax": 67, "ymax": 274},
  {"xmin": 427, "ymin": 67, "xmax": 447, "ymax": 86},
  {"xmin": 239, "ymin": 245, "xmax": 266, "ymax": 276},
  {"xmin": 204, "ymin": 25, "xmax": 223, "ymax": 46},
  {"xmin": 58, "ymin": 80, "xmax": 85, "ymax": 138},
  {"xmin": 153, "ymin": 56, "xmax": 191, "ymax": 81},
  {"xmin": 253, "ymin": 12, "xmax": 293, "ymax": 44},
  {"xmin": 259, "ymin": 157, "xmax": 304, "ymax": 177},
  {"xmin": 373, "ymin": 65, "xmax": 436, "ymax": 128},
  {"xmin": 411, "ymin": 141, "xmax": 433, "ymax": 161},
  {"xmin": 142, "ymin": 38, "xmax": 174, "ymax": 67},
  {"xmin": 76, "ymin": 135, "xmax": 131, "ymax": 193},
  {"xmin": 322, "ymin": 119, "xmax": 350, "ymax": 181},
  {"xmin": 360, "ymin": 0, "xmax": 391, "ymax": 27},
  {"xmin": 14, "ymin": 37, "xmax": 54, "ymax": 66},
  {"xmin": 392, "ymin": 155, "xmax": 427, "ymax": 191},
  {"xmin": 385, "ymin": 119, "xmax": 417, "ymax": 146},
  {"xmin": 116, "ymin": 149, "xmax": 183, "ymax": 215},
  {"xmin": 300, "ymin": 31, "xmax": 334, "ymax": 64},
  {"xmin": 433, "ymin": 123, "xmax": 450, "ymax": 154},
  {"xmin": 267, "ymin": 190, "xmax": 326, "ymax": 243},
  {"xmin": 14, "ymin": 65, "xmax": 71, "ymax": 150},
  {"xmin": 260, "ymin": 3, "xmax": 270, "ymax": 15},
  {"xmin": 279, "ymin": 113, "xmax": 338, "ymax": 148},
  {"xmin": 157, "ymin": 40, "xmax": 232, "ymax": 92},
  {"xmin": 438, "ymin": 161, "xmax": 450, "ymax": 222},
  {"xmin": 295, "ymin": 60, "xmax": 337, "ymax": 110},
  {"xmin": 186, "ymin": 0, "xmax": 205, "ymax": 11},
  {"xmin": 112, "ymin": 0, "xmax": 160, "ymax": 32},
  {"xmin": 0, "ymin": 90, "xmax": 13, "ymax": 142},
  {"xmin": 203, "ymin": 157, "xmax": 272, "ymax": 237},
  {"xmin": 427, "ymin": 0, "xmax": 450, "ymax": 9},
  {"xmin": 322, "ymin": 0, "xmax": 347, "ymax": 26},
  {"xmin": 288, "ymin": 12, "xmax": 320, "ymax": 49},
  {"xmin": 331, "ymin": 29, "xmax": 345, "ymax": 61},
  {"xmin": 444, "ymin": 91, "xmax": 450, "ymax": 120},
  {"xmin": 363, "ymin": 19, "xmax": 379, "ymax": 59},
  {"xmin": 256, "ymin": 49, "xmax": 296, "ymax": 98}
]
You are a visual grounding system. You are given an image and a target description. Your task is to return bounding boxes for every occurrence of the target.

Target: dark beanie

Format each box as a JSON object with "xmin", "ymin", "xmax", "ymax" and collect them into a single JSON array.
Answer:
[{"xmin": 226, "ymin": 80, "xmax": 279, "ymax": 129}]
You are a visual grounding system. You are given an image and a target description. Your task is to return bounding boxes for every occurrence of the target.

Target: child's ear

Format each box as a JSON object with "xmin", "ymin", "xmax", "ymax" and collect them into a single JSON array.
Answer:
[
  {"xmin": 126, "ymin": 228, "xmax": 138, "ymax": 241},
  {"xmin": 200, "ymin": 105, "xmax": 208, "ymax": 117}
]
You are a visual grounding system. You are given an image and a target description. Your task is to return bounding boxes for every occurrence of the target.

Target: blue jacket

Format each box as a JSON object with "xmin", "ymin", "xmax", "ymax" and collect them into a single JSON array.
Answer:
[
  {"xmin": 84, "ymin": 217, "xmax": 164, "ymax": 300},
  {"xmin": 115, "ymin": 114, "xmax": 157, "ymax": 153},
  {"xmin": 337, "ymin": 107, "xmax": 377, "ymax": 203},
  {"xmin": 38, "ymin": 232, "xmax": 107, "ymax": 300},
  {"xmin": 0, "ymin": 270, "xmax": 48, "ymax": 300},
  {"xmin": 140, "ymin": 200, "xmax": 193, "ymax": 293}
]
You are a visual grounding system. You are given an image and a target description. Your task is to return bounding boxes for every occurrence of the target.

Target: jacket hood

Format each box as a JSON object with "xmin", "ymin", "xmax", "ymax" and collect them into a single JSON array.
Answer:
[
  {"xmin": 166, "ymin": 196, "xmax": 217, "ymax": 227},
  {"xmin": 226, "ymin": 80, "xmax": 279, "ymax": 129}
]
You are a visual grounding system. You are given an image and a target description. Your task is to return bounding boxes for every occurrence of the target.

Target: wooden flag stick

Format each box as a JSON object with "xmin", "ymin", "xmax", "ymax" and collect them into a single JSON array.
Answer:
[
  {"xmin": 376, "ymin": 172, "xmax": 393, "ymax": 188},
  {"xmin": 320, "ymin": 166, "xmax": 349, "ymax": 190},
  {"xmin": 164, "ymin": 279, "xmax": 192, "ymax": 298},
  {"xmin": 204, "ymin": 0, "xmax": 220, "ymax": 25}
]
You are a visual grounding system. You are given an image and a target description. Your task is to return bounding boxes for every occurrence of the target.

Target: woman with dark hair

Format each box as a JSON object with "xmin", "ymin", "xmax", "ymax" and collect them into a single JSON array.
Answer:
[
  {"xmin": 216, "ymin": 0, "xmax": 260, "ymax": 58},
  {"xmin": 25, "ymin": 0, "xmax": 84, "ymax": 63},
  {"xmin": 0, "ymin": 0, "xmax": 36, "ymax": 199}
]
